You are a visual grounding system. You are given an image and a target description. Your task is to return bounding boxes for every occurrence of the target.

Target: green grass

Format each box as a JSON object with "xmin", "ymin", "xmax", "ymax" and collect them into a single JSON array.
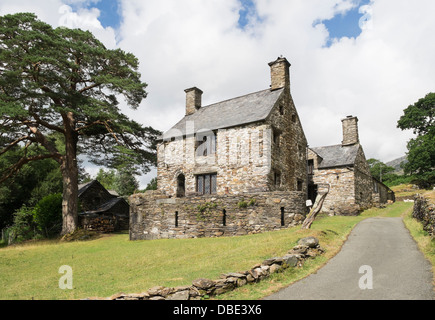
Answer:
[
  {"xmin": 0, "ymin": 202, "xmax": 419, "ymax": 300},
  {"xmin": 402, "ymin": 201, "xmax": 435, "ymax": 288}
]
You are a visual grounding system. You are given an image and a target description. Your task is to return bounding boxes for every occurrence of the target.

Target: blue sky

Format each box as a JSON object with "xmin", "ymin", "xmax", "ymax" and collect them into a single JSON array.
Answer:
[
  {"xmin": 322, "ymin": 0, "xmax": 372, "ymax": 46},
  {"xmin": 76, "ymin": 0, "xmax": 371, "ymax": 45}
]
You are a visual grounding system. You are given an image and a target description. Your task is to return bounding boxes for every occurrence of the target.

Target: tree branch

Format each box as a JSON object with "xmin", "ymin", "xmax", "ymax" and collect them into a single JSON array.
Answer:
[
  {"xmin": 0, "ymin": 135, "xmax": 34, "ymax": 156},
  {"xmin": 0, "ymin": 154, "xmax": 59, "ymax": 184},
  {"xmin": 79, "ymin": 82, "xmax": 101, "ymax": 93}
]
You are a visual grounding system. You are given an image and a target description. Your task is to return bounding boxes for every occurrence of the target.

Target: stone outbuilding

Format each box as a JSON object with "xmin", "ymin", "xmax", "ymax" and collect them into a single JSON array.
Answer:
[
  {"xmin": 307, "ymin": 116, "xmax": 395, "ymax": 215},
  {"xmin": 78, "ymin": 180, "xmax": 129, "ymax": 232},
  {"xmin": 129, "ymin": 57, "xmax": 309, "ymax": 240}
]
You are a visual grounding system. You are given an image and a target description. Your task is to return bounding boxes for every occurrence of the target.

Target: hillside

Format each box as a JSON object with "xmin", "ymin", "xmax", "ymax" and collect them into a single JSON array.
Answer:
[{"xmin": 386, "ymin": 155, "xmax": 408, "ymax": 174}]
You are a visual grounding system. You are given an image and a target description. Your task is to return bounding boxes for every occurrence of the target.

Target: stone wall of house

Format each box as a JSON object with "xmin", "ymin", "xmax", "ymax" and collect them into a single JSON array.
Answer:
[
  {"xmin": 157, "ymin": 122, "xmax": 273, "ymax": 197},
  {"xmin": 269, "ymin": 88, "xmax": 308, "ymax": 194},
  {"xmin": 353, "ymin": 146, "xmax": 374, "ymax": 211},
  {"xmin": 372, "ymin": 179, "xmax": 395, "ymax": 206},
  {"xmin": 309, "ymin": 167, "xmax": 359, "ymax": 216},
  {"xmin": 129, "ymin": 190, "xmax": 307, "ymax": 241}
]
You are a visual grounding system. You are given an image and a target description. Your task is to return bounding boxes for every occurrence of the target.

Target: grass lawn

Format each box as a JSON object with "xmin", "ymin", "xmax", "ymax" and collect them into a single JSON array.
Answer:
[{"xmin": 0, "ymin": 200, "xmax": 426, "ymax": 300}]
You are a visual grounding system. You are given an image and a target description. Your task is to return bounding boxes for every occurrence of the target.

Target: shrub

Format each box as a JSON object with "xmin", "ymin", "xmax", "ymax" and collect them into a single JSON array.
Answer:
[
  {"xmin": 33, "ymin": 193, "xmax": 63, "ymax": 238},
  {"xmin": 7, "ymin": 205, "xmax": 39, "ymax": 244}
]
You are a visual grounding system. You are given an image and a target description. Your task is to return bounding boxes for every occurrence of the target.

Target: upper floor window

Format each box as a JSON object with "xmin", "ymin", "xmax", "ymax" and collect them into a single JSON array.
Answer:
[
  {"xmin": 196, "ymin": 132, "xmax": 216, "ymax": 157},
  {"xmin": 307, "ymin": 159, "xmax": 314, "ymax": 175},
  {"xmin": 272, "ymin": 129, "xmax": 281, "ymax": 148},
  {"xmin": 274, "ymin": 171, "xmax": 281, "ymax": 187}
]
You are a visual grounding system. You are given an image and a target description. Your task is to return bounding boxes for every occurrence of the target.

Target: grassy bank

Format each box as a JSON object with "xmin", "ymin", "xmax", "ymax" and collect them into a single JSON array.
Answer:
[
  {"xmin": 402, "ymin": 192, "xmax": 435, "ymax": 287},
  {"xmin": 0, "ymin": 201, "xmax": 416, "ymax": 300}
]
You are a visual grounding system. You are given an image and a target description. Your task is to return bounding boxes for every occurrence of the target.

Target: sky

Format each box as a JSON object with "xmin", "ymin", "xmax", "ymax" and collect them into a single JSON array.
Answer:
[{"xmin": 1, "ymin": 0, "xmax": 434, "ymax": 188}]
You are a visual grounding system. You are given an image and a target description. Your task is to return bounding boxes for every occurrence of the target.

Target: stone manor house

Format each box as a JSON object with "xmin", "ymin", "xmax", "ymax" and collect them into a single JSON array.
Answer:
[{"xmin": 129, "ymin": 57, "xmax": 394, "ymax": 240}]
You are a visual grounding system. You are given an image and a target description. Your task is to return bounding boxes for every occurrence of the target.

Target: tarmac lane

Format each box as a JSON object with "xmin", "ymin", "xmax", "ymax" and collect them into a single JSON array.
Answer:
[{"xmin": 264, "ymin": 217, "xmax": 434, "ymax": 300}]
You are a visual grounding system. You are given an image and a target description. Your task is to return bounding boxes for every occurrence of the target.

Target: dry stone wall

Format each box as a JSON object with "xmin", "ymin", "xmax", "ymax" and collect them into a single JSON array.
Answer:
[
  {"xmin": 413, "ymin": 194, "xmax": 435, "ymax": 237},
  {"xmin": 129, "ymin": 191, "xmax": 307, "ymax": 241}
]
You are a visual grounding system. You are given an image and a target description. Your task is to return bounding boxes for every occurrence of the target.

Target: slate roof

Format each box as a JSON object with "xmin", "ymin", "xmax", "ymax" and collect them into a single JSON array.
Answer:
[
  {"xmin": 310, "ymin": 144, "xmax": 360, "ymax": 169},
  {"xmin": 80, "ymin": 197, "xmax": 128, "ymax": 215},
  {"xmin": 78, "ymin": 180, "xmax": 98, "ymax": 197},
  {"xmin": 161, "ymin": 88, "xmax": 285, "ymax": 140}
]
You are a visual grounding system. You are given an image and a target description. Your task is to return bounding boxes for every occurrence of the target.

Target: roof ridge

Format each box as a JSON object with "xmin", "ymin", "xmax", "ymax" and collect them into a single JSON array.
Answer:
[{"xmin": 201, "ymin": 88, "xmax": 277, "ymax": 109}]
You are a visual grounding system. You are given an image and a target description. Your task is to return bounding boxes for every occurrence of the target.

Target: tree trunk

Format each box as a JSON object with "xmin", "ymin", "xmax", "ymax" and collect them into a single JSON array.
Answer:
[
  {"xmin": 301, "ymin": 192, "xmax": 329, "ymax": 230},
  {"xmin": 60, "ymin": 113, "xmax": 79, "ymax": 236}
]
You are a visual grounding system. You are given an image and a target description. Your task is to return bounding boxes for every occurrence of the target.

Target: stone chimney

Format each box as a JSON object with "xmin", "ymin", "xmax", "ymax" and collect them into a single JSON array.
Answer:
[
  {"xmin": 185, "ymin": 87, "xmax": 203, "ymax": 116},
  {"xmin": 268, "ymin": 57, "xmax": 291, "ymax": 91},
  {"xmin": 342, "ymin": 116, "xmax": 359, "ymax": 146}
]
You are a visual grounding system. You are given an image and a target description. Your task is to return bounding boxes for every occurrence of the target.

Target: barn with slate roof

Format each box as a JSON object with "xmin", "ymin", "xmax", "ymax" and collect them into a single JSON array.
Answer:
[{"xmin": 78, "ymin": 180, "xmax": 129, "ymax": 232}]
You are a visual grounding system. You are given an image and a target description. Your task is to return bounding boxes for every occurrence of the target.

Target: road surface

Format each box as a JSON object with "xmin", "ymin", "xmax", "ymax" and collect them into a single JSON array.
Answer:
[{"xmin": 265, "ymin": 217, "xmax": 434, "ymax": 300}]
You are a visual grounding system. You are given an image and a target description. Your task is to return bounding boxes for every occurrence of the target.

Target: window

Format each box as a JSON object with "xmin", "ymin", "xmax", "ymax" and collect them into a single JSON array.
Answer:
[
  {"xmin": 176, "ymin": 174, "xmax": 185, "ymax": 198},
  {"xmin": 274, "ymin": 171, "xmax": 281, "ymax": 187},
  {"xmin": 273, "ymin": 129, "xmax": 281, "ymax": 148},
  {"xmin": 222, "ymin": 209, "xmax": 227, "ymax": 227},
  {"xmin": 373, "ymin": 181, "xmax": 379, "ymax": 193},
  {"xmin": 281, "ymin": 207, "xmax": 285, "ymax": 227},
  {"xmin": 175, "ymin": 211, "xmax": 179, "ymax": 227},
  {"xmin": 197, "ymin": 174, "xmax": 217, "ymax": 195},
  {"xmin": 297, "ymin": 179, "xmax": 303, "ymax": 191},
  {"xmin": 307, "ymin": 160, "xmax": 314, "ymax": 175},
  {"xmin": 196, "ymin": 132, "xmax": 216, "ymax": 157},
  {"xmin": 279, "ymin": 105, "xmax": 284, "ymax": 115}
]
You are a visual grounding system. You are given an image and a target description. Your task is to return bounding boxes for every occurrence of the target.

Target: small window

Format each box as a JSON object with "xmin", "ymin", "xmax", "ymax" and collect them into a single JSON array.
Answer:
[
  {"xmin": 197, "ymin": 173, "xmax": 217, "ymax": 195},
  {"xmin": 274, "ymin": 171, "xmax": 281, "ymax": 187},
  {"xmin": 273, "ymin": 130, "xmax": 281, "ymax": 148},
  {"xmin": 280, "ymin": 207, "xmax": 285, "ymax": 227},
  {"xmin": 279, "ymin": 105, "xmax": 284, "ymax": 115},
  {"xmin": 307, "ymin": 160, "xmax": 314, "ymax": 175},
  {"xmin": 175, "ymin": 212, "xmax": 179, "ymax": 227},
  {"xmin": 222, "ymin": 209, "xmax": 227, "ymax": 227},
  {"xmin": 297, "ymin": 180, "xmax": 303, "ymax": 191},
  {"xmin": 292, "ymin": 114, "xmax": 297, "ymax": 123}
]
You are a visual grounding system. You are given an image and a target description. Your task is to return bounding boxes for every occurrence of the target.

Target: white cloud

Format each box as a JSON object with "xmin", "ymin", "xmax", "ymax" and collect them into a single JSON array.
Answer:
[{"xmin": 2, "ymin": 0, "xmax": 435, "ymax": 186}]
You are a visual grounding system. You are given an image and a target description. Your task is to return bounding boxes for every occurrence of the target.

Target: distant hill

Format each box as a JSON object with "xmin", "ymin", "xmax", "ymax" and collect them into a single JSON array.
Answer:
[{"xmin": 386, "ymin": 156, "xmax": 408, "ymax": 175}]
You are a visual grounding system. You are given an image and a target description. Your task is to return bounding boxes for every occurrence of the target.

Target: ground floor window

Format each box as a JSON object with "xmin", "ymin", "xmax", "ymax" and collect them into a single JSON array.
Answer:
[{"xmin": 197, "ymin": 174, "xmax": 217, "ymax": 195}]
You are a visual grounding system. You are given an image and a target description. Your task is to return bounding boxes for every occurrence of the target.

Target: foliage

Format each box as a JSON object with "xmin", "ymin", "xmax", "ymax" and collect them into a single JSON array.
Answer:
[
  {"xmin": 0, "ymin": 143, "xmax": 62, "ymax": 230},
  {"xmin": 237, "ymin": 200, "xmax": 248, "ymax": 208},
  {"xmin": 95, "ymin": 168, "xmax": 139, "ymax": 197},
  {"xmin": 6, "ymin": 206, "xmax": 39, "ymax": 244},
  {"xmin": 397, "ymin": 93, "xmax": 435, "ymax": 188},
  {"xmin": 367, "ymin": 158, "xmax": 396, "ymax": 183},
  {"xmin": 0, "ymin": 13, "xmax": 161, "ymax": 234},
  {"xmin": 144, "ymin": 177, "xmax": 158, "ymax": 191},
  {"xmin": 383, "ymin": 174, "xmax": 414, "ymax": 188},
  {"xmin": 32, "ymin": 193, "xmax": 62, "ymax": 238}
]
